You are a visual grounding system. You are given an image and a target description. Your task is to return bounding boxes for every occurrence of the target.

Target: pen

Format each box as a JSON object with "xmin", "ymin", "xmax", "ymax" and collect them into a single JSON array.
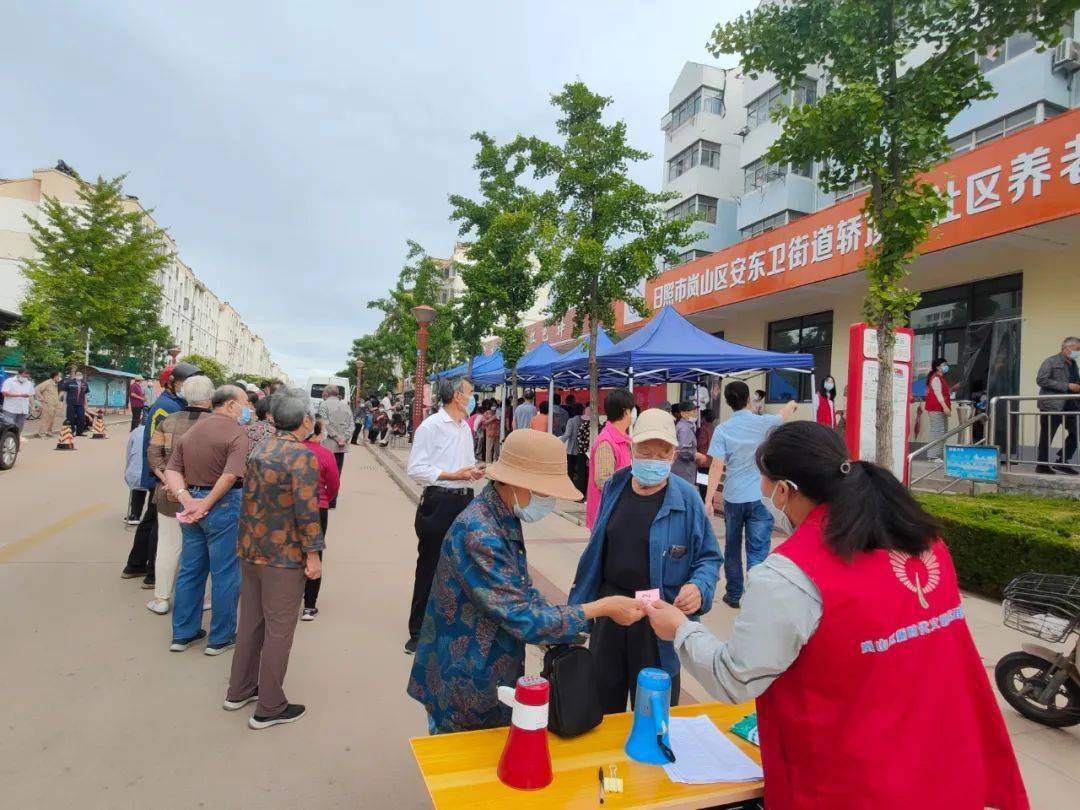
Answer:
[{"xmin": 598, "ymin": 766, "xmax": 605, "ymax": 804}]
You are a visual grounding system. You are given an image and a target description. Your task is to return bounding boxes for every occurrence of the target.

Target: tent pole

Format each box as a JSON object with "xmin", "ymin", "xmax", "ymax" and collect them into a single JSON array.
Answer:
[
  {"xmin": 499, "ymin": 372, "xmax": 507, "ymax": 446},
  {"xmin": 547, "ymin": 377, "xmax": 555, "ymax": 432},
  {"xmin": 628, "ymin": 366, "xmax": 634, "ymax": 394}
]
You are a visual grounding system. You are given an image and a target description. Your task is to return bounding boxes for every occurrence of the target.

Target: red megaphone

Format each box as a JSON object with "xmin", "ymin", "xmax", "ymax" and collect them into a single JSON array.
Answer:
[{"xmin": 496, "ymin": 675, "xmax": 553, "ymax": 791}]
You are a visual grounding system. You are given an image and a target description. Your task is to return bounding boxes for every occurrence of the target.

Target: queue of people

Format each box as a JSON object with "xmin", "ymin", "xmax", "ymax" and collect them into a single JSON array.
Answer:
[{"xmin": 114, "ymin": 365, "xmax": 334, "ymax": 730}]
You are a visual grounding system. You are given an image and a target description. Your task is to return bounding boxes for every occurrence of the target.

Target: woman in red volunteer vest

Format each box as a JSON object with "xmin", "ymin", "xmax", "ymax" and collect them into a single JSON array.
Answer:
[
  {"xmin": 925, "ymin": 357, "xmax": 953, "ymax": 460},
  {"xmin": 645, "ymin": 421, "xmax": 1027, "ymax": 810},
  {"xmin": 815, "ymin": 375, "xmax": 838, "ymax": 428}
]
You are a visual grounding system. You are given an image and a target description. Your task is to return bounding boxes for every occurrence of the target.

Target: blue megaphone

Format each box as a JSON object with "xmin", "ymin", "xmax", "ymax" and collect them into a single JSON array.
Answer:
[{"xmin": 625, "ymin": 667, "xmax": 676, "ymax": 765}]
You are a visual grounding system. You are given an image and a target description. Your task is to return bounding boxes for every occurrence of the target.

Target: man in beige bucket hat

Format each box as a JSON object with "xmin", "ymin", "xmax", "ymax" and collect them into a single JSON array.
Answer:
[{"xmin": 407, "ymin": 428, "xmax": 647, "ymax": 733}]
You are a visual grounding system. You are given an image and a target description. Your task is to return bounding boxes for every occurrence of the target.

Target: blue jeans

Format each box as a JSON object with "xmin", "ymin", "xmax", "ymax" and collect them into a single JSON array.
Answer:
[
  {"xmin": 172, "ymin": 489, "xmax": 242, "ymax": 645},
  {"xmin": 723, "ymin": 500, "xmax": 774, "ymax": 603}
]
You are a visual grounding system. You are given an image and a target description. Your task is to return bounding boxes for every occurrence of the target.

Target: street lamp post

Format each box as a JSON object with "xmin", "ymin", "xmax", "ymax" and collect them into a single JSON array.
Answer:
[
  {"xmin": 354, "ymin": 359, "xmax": 364, "ymax": 408},
  {"xmin": 411, "ymin": 305, "xmax": 437, "ymax": 433}
]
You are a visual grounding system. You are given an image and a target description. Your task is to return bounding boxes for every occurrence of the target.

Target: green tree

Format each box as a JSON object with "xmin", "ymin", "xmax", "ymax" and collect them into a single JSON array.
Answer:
[
  {"xmin": 366, "ymin": 241, "xmax": 457, "ymax": 383},
  {"xmin": 15, "ymin": 174, "xmax": 173, "ymax": 369},
  {"xmin": 711, "ymin": 0, "xmax": 1076, "ymax": 469},
  {"xmin": 528, "ymin": 82, "xmax": 699, "ymax": 437},
  {"xmin": 179, "ymin": 353, "xmax": 227, "ymax": 386},
  {"xmin": 340, "ymin": 332, "xmax": 398, "ymax": 398},
  {"xmin": 449, "ymin": 132, "xmax": 546, "ymax": 390}
]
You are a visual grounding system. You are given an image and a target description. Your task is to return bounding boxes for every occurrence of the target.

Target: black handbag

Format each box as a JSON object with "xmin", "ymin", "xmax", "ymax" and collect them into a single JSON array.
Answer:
[{"xmin": 541, "ymin": 644, "xmax": 603, "ymax": 738}]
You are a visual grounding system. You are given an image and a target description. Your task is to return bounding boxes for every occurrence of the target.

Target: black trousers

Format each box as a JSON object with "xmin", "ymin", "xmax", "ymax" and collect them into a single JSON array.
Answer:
[
  {"xmin": 329, "ymin": 452, "xmax": 344, "ymax": 508},
  {"xmin": 67, "ymin": 404, "xmax": 86, "ymax": 435},
  {"xmin": 1038, "ymin": 411, "xmax": 1079, "ymax": 465},
  {"xmin": 127, "ymin": 489, "xmax": 148, "ymax": 521},
  {"xmin": 351, "ymin": 423, "xmax": 364, "ymax": 444},
  {"xmin": 590, "ymin": 584, "xmax": 680, "ymax": 714},
  {"xmin": 304, "ymin": 508, "xmax": 329, "ymax": 609},
  {"xmin": 130, "ymin": 406, "xmax": 144, "ymax": 431},
  {"xmin": 126, "ymin": 486, "xmax": 158, "ymax": 574},
  {"xmin": 408, "ymin": 487, "xmax": 473, "ymax": 639}
]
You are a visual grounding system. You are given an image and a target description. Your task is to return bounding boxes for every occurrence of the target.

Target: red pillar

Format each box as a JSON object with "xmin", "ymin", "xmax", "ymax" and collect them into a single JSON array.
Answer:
[{"xmin": 412, "ymin": 321, "xmax": 429, "ymax": 433}]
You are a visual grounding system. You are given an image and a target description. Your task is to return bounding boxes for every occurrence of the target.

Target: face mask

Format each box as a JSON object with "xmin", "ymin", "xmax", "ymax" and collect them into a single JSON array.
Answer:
[
  {"xmin": 631, "ymin": 457, "xmax": 671, "ymax": 486},
  {"xmin": 465, "ymin": 396, "xmax": 476, "ymax": 416},
  {"xmin": 75, "ymin": 374, "xmax": 83, "ymax": 381},
  {"xmin": 238, "ymin": 406, "xmax": 253, "ymax": 426},
  {"xmin": 514, "ymin": 492, "xmax": 555, "ymax": 523},
  {"xmin": 762, "ymin": 480, "xmax": 795, "ymax": 537},
  {"xmin": 939, "ymin": 364, "xmax": 950, "ymax": 374},
  {"xmin": 1070, "ymin": 351, "xmax": 1080, "ymax": 361},
  {"xmin": 823, "ymin": 381, "xmax": 834, "ymax": 391}
]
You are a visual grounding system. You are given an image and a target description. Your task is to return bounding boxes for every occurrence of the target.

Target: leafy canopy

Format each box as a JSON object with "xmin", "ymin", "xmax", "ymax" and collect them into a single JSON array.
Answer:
[
  {"xmin": 15, "ymin": 174, "xmax": 172, "ymax": 368},
  {"xmin": 448, "ymin": 132, "xmax": 546, "ymax": 371}
]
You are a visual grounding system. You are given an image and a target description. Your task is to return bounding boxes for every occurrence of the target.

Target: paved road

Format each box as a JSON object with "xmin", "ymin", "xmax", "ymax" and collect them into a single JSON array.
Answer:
[
  {"xmin": 3, "ymin": 430, "xmax": 1078, "ymax": 809},
  {"xmin": 1, "ymin": 432, "xmax": 430, "ymax": 809}
]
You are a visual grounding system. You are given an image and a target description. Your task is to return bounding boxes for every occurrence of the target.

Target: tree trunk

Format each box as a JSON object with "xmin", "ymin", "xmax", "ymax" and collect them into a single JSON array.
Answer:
[
  {"xmin": 466, "ymin": 355, "xmax": 474, "ymax": 377},
  {"xmin": 588, "ymin": 319, "xmax": 600, "ymax": 445},
  {"xmin": 874, "ymin": 319, "xmax": 896, "ymax": 471}
]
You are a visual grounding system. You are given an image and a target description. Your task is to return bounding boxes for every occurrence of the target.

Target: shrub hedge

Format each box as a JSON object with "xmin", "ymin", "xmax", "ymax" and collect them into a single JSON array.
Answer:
[{"xmin": 917, "ymin": 492, "xmax": 1080, "ymax": 600}]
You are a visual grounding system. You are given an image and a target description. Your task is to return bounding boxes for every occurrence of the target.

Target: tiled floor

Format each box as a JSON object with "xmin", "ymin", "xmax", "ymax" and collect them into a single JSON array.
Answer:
[{"xmin": 371, "ymin": 441, "xmax": 1080, "ymax": 807}]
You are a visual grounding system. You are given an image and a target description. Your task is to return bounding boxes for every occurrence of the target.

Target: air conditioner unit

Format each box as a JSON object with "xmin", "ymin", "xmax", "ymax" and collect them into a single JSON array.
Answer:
[
  {"xmin": 735, "ymin": 125, "xmax": 750, "ymax": 138},
  {"xmin": 1053, "ymin": 38, "xmax": 1080, "ymax": 73},
  {"xmin": 660, "ymin": 112, "xmax": 673, "ymax": 132}
]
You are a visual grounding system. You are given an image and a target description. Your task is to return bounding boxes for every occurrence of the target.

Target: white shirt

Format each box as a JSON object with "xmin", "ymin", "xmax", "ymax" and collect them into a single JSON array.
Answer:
[
  {"xmin": 406, "ymin": 408, "xmax": 475, "ymax": 489},
  {"xmin": 380, "ymin": 396, "xmax": 392, "ymax": 412},
  {"xmin": 674, "ymin": 553, "xmax": 822, "ymax": 703},
  {"xmin": 2, "ymin": 376, "xmax": 35, "ymax": 414}
]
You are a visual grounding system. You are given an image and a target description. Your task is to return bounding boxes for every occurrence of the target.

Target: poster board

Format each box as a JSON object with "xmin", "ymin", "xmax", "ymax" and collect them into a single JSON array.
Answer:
[{"xmin": 844, "ymin": 324, "xmax": 914, "ymax": 483}]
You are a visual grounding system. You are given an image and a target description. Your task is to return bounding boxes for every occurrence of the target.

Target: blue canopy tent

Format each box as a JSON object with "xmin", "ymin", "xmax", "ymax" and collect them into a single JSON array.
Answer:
[
  {"xmin": 512, "ymin": 342, "xmax": 564, "ymax": 387},
  {"xmin": 546, "ymin": 327, "xmax": 616, "ymax": 384},
  {"xmin": 551, "ymin": 305, "xmax": 814, "ymax": 390},
  {"xmin": 431, "ymin": 351, "xmax": 505, "ymax": 384}
]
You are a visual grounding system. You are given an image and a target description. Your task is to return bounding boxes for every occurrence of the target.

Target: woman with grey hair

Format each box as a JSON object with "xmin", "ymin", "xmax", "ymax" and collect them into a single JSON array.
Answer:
[{"xmin": 225, "ymin": 387, "xmax": 325, "ymax": 728}]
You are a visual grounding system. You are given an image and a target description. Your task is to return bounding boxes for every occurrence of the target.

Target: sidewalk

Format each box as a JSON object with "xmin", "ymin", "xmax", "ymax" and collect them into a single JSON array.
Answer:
[{"xmin": 368, "ymin": 439, "xmax": 1080, "ymax": 807}]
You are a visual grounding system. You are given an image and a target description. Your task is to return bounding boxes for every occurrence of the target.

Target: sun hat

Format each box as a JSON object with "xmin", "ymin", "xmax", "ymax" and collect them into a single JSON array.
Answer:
[
  {"xmin": 485, "ymin": 429, "xmax": 582, "ymax": 502},
  {"xmin": 631, "ymin": 408, "xmax": 677, "ymax": 446}
]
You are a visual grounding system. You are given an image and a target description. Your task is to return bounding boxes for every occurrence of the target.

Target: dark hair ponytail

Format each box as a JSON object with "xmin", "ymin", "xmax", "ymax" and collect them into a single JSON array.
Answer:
[{"xmin": 755, "ymin": 421, "xmax": 941, "ymax": 558}]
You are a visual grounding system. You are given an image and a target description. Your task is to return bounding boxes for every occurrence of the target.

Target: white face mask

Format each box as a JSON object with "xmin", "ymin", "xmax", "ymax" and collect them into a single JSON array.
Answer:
[
  {"xmin": 823, "ymin": 381, "xmax": 834, "ymax": 391},
  {"xmin": 1070, "ymin": 350, "xmax": 1080, "ymax": 361},
  {"xmin": 761, "ymin": 479, "xmax": 796, "ymax": 537}
]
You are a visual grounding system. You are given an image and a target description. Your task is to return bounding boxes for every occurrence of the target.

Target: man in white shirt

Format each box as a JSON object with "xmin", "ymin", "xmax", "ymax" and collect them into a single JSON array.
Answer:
[
  {"xmin": 1, "ymin": 368, "xmax": 36, "ymax": 433},
  {"xmin": 404, "ymin": 375, "xmax": 484, "ymax": 655}
]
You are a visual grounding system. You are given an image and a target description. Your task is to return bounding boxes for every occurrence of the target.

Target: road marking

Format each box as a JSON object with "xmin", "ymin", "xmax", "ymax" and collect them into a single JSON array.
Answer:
[{"xmin": 0, "ymin": 502, "xmax": 108, "ymax": 563}]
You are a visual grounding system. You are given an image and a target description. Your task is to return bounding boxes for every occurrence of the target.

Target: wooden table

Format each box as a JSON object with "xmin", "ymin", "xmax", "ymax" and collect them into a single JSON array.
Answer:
[{"xmin": 410, "ymin": 701, "xmax": 763, "ymax": 809}]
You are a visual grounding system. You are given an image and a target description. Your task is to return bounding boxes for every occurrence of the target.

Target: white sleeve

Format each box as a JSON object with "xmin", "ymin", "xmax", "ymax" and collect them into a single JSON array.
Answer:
[
  {"xmin": 674, "ymin": 554, "xmax": 822, "ymax": 703},
  {"xmin": 405, "ymin": 421, "xmax": 442, "ymax": 486}
]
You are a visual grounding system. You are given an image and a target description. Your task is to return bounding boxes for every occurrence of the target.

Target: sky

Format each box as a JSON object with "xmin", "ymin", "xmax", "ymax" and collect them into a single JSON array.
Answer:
[{"xmin": 1, "ymin": 1, "xmax": 755, "ymax": 381}]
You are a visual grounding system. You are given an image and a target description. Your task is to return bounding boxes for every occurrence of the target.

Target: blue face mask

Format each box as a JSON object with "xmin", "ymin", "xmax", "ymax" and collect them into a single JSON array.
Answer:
[
  {"xmin": 238, "ymin": 406, "xmax": 252, "ymax": 426},
  {"xmin": 631, "ymin": 458, "xmax": 671, "ymax": 486},
  {"xmin": 514, "ymin": 492, "xmax": 555, "ymax": 523},
  {"xmin": 464, "ymin": 396, "xmax": 476, "ymax": 416}
]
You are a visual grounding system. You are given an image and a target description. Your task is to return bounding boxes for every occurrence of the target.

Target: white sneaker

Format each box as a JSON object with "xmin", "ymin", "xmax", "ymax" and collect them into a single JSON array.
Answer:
[{"xmin": 146, "ymin": 598, "xmax": 169, "ymax": 615}]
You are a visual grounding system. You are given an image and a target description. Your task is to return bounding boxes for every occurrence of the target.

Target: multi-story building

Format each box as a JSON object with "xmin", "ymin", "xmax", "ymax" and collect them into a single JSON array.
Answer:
[
  {"xmin": 0, "ymin": 165, "xmax": 277, "ymax": 377},
  {"xmin": 660, "ymin": 63, "xmax": 747, "ymax": 260},
  {"xmin": 632, "ymin": 17, "xmax": 1080, "ymax": 426}
]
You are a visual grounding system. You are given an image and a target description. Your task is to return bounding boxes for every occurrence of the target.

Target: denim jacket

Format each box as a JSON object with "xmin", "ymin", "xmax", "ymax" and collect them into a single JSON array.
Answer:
[{"xmin": 568, "ymin": 467, "xmax": 722, "ymax": 677}]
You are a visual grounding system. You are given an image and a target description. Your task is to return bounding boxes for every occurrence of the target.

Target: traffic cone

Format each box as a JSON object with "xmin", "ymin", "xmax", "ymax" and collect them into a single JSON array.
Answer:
[
  {"xmin": 55, "ymin": 421, "xmax": 76, "ymax": 451},
  {"xmin": 91, "ymin": 409, "xmax": 107, "ymax": 439}
]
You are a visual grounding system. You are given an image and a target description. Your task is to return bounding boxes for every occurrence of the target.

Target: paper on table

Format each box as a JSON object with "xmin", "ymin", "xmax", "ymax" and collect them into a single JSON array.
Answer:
[{"xmin": 662, "ymin": 715, "xmax": 764, "ymax": 785}]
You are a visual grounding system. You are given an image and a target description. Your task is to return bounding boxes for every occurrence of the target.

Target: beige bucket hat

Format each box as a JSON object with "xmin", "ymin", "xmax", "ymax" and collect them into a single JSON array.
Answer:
[
  {"xmin": 486, "ymin": 429, "xmax": 583, "ymax": 502},
  {"xmin": 631, "ymin": 408, "xmax": 677, "ymax": 445}
]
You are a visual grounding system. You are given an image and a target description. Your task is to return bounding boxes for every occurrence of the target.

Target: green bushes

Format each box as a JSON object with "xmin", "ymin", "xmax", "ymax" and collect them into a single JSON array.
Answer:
[{"xmin": 917, "ymin": 493, "xmax": 1080, "ymax": 600}]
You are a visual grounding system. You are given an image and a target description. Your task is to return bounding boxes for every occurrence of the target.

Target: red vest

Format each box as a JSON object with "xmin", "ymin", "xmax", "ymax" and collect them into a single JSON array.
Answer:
[
  {"xmin": 925, "ymin": 371, "xmax": 952, "ymax": 412},
  {"xmin": 758, "ymin": 506, "xmax": 1027, "ymax": 810}
]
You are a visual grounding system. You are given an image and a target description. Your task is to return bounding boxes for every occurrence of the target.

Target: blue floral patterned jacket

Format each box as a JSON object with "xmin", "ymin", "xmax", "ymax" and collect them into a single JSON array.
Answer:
[{"xmin": 407, "ymin": 483, "xmax": 588, "ymax": 733}]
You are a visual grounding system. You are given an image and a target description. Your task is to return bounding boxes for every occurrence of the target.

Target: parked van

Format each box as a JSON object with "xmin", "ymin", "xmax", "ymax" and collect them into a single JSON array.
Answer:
[{"xmin": 305, "ymin": 376, "xmax": 351, "ymax": 415}]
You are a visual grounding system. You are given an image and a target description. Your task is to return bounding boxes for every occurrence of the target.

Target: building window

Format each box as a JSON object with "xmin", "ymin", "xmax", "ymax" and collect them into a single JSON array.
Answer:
[
  {"xmin": 909, "ymin": 274, "xmax": 1022, "ymax": 400},
  {"xmin": 663, "ymin": 86, "xmax": 726, "ymax": 133},
  {"xmin": 975, "ymin": 31, "xmax": 1038, "ymax": 73},
  {"xmin": 835, "ymin": 178, "xmax": 872, "ymax": 200},
  {"xmin": 767, "ymin": 311, "xmax": 833, "ymax": 403},
  {"xmin": 948, "ymin": 103, "xmax": 1043, "ymax": 154},
  {"xmin": 667, "ymin": 140, "xmax": 724, "ymax": 180},
  {"xmin": 743, "ymin": 158, "xmax": 812, "ymax": 191},
  {"xmin": 666, "ymin": 194, "xmax": 718, "ymax": 224},
  {"xmin": 663, "ymin": 249, "xmax": 712, "ymax": 269},
  {"xmin": 745, "ymin": 78, "xmax": 817, "ymax": 131},
  {"xmin": 740, "ymin": 210, "xmax": 806, "ymax": 239}
]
